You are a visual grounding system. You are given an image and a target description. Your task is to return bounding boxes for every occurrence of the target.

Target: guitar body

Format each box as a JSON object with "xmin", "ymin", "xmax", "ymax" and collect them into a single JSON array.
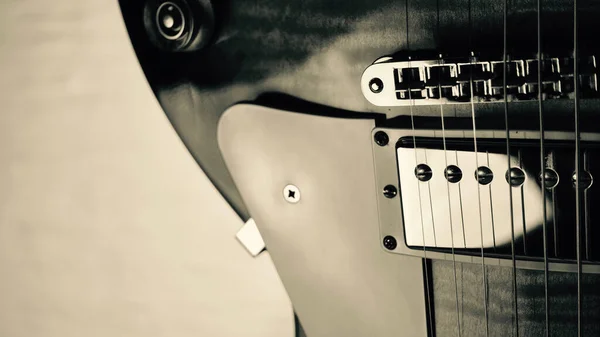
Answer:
[{"xmin": 119, "ymin": 0, "xmax": 600, "ymax": 336}]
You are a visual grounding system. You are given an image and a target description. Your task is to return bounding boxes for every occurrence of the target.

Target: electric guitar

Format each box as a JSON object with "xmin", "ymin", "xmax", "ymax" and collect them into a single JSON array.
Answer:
[{"xmin": 119, "ymin": 0, "xmax": 600, "ymax": 335}]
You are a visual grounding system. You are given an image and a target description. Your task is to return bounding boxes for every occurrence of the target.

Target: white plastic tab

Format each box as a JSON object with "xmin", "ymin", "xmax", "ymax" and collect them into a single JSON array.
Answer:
[{"xmin": 236, "ymin": 218, "xmax": 266, "ymax": 257}]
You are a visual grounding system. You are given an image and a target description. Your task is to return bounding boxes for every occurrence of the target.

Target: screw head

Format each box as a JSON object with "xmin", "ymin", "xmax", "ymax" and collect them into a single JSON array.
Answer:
[
  {"xmin": 415, "ymin": 164, "xmax": 433, "ymax": 182},
  {"xmin": 572, "ymin": 170, "xmax": 593, "ymax": 189},
  {"xmin": 475, "ymin": 166, "xmax": 494, "ymax": 185},
  {"xmin": 374, "ymin": 131, "xmax": 389, "ymax": 147},
  {"xmin": 444, "ymin": 165, "xmax": 463, "ymax": 183},
  {"xmin": 369, "ymin": 78, "xmax": 384, "ymax": 93},
  {"xmin": 283, "ymin": 184, "xmax": 300, "ymax": 203},
  {"xmin": 383, "ymin": 185, "xmax": 398, "ymax": 198},
  {"xmin": 506, "ymin": 167, "xmax": 526, "ymax": 187},
  {"xmin": 383, "ymin": 236, "xmax": 397, "ymax": 250},
  {"xmin": 539, "ymin": 168, "xmax": 559, "ymax": 189}
]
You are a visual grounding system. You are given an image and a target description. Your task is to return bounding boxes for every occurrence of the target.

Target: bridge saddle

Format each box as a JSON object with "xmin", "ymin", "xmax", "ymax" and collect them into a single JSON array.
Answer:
[{"xmin": 362, "ymin": 53, "xmax": 598, "ymax": 106}]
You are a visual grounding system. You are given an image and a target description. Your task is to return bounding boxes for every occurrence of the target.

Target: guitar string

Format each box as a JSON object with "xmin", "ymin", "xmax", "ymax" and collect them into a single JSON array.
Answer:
[
  {"xmin": 426, "ymin": 155, "xmax": 438, "ymax": 247},
  {"xmin": 519, "ymin": 151, "xmax": 528, "ymax": 255},
  {"xmin": 502, "ymin": 0, "xmax": 520, "ymax": 335},
  {"xmin": 536, "ymin": 0, "xmax": 550, "ymax": 335},
  {"xmin": 410, "ymin": 120, "xmax": 436, "ymax": 336},
  {"xmin": 548, "ymin": 149, "xmax": 559, "ymax": 258},
  {"xmin": 422, "ymin": 149, "xmax": 439, "ymax": 331},
  {"xmin": 487, "ymin": 151, "xmax": 497, "ymax": 252},
  {"xmin": 470, "ymin": 64, "xmax": 490, "ymax": 337},
  {"xmin": 573, "ymin": 0, "xmax": 583, "ymax": 334},
  {"xmin": 434, "ymin": 2, "xmax": 463, "ymax": 336},
  {"xmin": 459, "ymin": 180, "xmax": 468, "ymax": 249},
  {"xmin": 584, "ymin": 151, "xmax": 590, "ymax": 260},
  {"xmin": 404, "ymin": 2, "xmax": 437, "ymax": 336},
  {"xmin": 456, "ymin": 150, "xmax": 467, "ymax": 250},
  {"xmin": 553, "ymin": 184, "xmax": 559, "ymax": 258},
  {"xmin": 466, "ymin": 0, "xmax": 490, "ymax": 334}
]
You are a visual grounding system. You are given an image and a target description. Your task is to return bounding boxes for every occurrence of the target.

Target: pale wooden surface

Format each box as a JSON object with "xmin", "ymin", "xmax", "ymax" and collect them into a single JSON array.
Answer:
[{"xmin": 0, "ymin": 1, "xmax": 293, "ymax": 336}]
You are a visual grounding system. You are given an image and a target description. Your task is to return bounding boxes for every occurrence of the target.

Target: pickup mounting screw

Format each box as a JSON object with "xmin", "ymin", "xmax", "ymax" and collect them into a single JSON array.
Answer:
[
  {"xmin": 374, "ymin": 131, "xmax": 389, "ymax": 146},
  {"xmin": 383, "ymin": 236, "xmax": 397, "ymax": 250},
  {"xmin": 383, "ymin": 185, "xmax": 398, "ymax": 198}
]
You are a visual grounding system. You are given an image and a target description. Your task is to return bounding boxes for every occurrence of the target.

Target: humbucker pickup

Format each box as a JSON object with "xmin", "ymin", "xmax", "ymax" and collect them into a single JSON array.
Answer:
[{"xmin": 373, "ymin": 128, "xmax": 600, "ymax": 272}]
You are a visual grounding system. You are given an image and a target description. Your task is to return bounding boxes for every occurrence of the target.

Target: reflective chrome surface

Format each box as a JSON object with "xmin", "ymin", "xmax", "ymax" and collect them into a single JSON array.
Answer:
[
  {"xmin": 397, "ymin": 147, "xmax": 549, "ymax": 249},
  {"xmin": 373, "ymin": 127, "xmax": 600, "ymax": 272},
  {"xmin": 362, "ymin": 55, "xmax": 599, "ymax": 107}
]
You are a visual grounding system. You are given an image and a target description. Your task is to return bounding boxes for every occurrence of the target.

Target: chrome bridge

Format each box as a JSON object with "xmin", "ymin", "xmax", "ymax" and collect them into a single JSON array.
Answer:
[{"xmin": 362, "ymin": 53, "xmax": 599, "ymax": 107}]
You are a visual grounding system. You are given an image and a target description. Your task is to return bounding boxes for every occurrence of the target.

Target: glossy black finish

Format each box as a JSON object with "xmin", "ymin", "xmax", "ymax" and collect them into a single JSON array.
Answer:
[
  {"xmin": 476, "ymin": 166, "xmax": 494, "ymax": 185},
  {"xmin": 143, "ymin": 0, "xmax": 215, "ymax": 52},
  {"xmin": 415, "ymin": 163, "xmax": 433, "ymax": 182},
  {"xmin": 369, "ymin": 77, "xmax": 384, "ymax": 93},
  {"xmin": 506, "ymin": 167, "xmax": 526, "ymax": 187},
  {"xmin": 119, "ymin": 0, "xmax": 600, "ymax": 221},
  {"xmin": 374, "ymin": 131, "xmax": 390, "ymax": 147},
  {"xmin": 572, "ymin": 170, "xmax": 593, "ymax": 189},
  {"xmin": 118, "ymin": 0, "xmax": 600, "ymax": 335},
  {"xmin": 383, "ymin": 184, "xmax": 398, "ymax": 198},
  {"xmin": 444, "ymin": 165, "xmax": 462, "ymax": 183},
  {"xmin": 383, "ymin": 236, "xmax": 398, "ymax": 250},
  {"xmin": 540, "ymin": 168, "xmax": 560, "ymax": 189}
]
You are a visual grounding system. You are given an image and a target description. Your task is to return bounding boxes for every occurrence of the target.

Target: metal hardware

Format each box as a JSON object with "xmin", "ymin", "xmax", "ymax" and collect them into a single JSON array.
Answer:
[
  {"xmin": 156, "ymin": 2, "xmax": 185, "ymax": 41},
  {"xmin": 369, "ymin": 78, "xmax": 384, "ymax": 93},
  {"xmin": 362, "ymin": 53, "xmax": 599, "ymax": 106},
  {"xmin": 383, "ymin": 185, "xmax": 398, "ymax": 199},
  {"xmin": 372, "ymin": 127, "xmax": 600, "ymax": 272},
  {"xmin": 444, "ymin": 165, "xmax": 463, "ymax": 183},
  {"xmin": 506, "ymin": 167, "xmax": 526, "ymax": 187},
  {"xmin": 383, "ymin": 236, "xmax": 397, "ymax": 250},
  {"xmin": 415, "ymin": 164, "xmax": 433, "ymax": 182},
  {"xmin": 539, "ymin": 168, "xmax": 560, "ymax": 189},
  {"xmin": 374, "ymin": 131, "xmax": 389, "ymax": 146},
  {"xmin": 572, "ymin": 170, "xmax": 593, "ymax": 189},
  {"xmin": 284, "ymin": 184, "xmax": 301, "ymax": 203},
  {"xmin": 476, "ymin": 166, "xmax": 494, "ymax": 185}
]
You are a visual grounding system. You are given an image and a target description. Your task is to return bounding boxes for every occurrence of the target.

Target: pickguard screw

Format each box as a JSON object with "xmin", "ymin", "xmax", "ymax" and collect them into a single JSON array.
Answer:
[
  {"xmin": 383, "ymin": 185, "xmax": 398, "ymax": 198},
  {"xmin": 374, "ymin": 131, "xmax": 389, "ymax": 146},
  {"xmin": 283, "ymin": 184, "xmax": 300, "ymax": 203},
  {"xmin": 383, "ymin": 236, "xmax": 397, "ymax": 250}
]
